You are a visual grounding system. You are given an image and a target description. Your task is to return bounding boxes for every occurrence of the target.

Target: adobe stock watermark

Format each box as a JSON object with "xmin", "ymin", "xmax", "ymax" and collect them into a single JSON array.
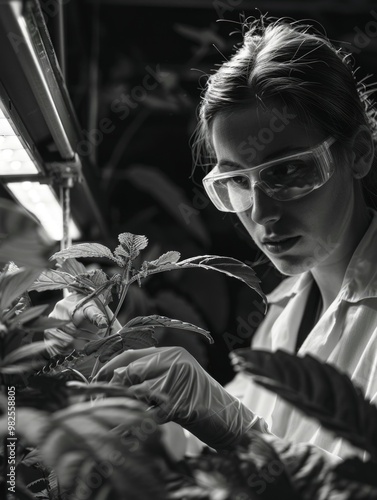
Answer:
[
  {"xmin": 223, "ymin": 299, "xmax": 265, "ymax": 351},
  {"xmin": 247, "ymin": 459, "xmax": 285, "ymax": 495},
  {"xmin": 76, "ymin": 65, "xmax": 162, "ymax": 158},
  {"xmin": 178, "ymin": 106, "xmax": 297, "ymax": 225},
  {"xmin": 350, "ymin": 10, "xmax": 377, "ymax": 54},
  {"xmin": 237, "ymin": 107, "xmax": 297, "ymax": 163}
]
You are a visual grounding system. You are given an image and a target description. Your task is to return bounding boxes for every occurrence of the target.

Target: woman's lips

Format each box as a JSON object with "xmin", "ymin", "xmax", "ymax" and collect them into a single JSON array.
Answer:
[{"xmin": 262, "ymin": 236, "xmax": 301, "ymax": 254}]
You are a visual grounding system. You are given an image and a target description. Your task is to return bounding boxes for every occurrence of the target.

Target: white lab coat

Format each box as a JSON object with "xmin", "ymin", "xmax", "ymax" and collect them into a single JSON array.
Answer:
[{"xmin": 226, "ymin": 209, "xmax": 377, "ymax": 459}]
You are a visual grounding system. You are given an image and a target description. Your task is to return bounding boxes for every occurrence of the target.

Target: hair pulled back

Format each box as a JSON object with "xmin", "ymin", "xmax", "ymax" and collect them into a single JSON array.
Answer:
[{"xmin": 193, "ymin": 17, "xmax": 377, "ymax": 203}]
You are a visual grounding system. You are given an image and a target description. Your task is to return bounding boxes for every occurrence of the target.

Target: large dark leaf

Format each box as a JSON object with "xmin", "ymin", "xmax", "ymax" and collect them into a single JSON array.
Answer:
[
  {"xmin": 121, "ymin": 315, "xmax": 213, "ymax": 343},
  {"xmin": 232, "ymin": 349, "xmax": 377, "ymax": 461},
  {"xmin": 263, "ymin": 433, "xmax": 377, "ymax": 500}
]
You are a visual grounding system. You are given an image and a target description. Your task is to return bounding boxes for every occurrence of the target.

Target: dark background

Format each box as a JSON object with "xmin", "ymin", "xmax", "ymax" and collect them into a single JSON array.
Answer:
[{"xmin": 38, "ymin": 0, "xmax": 377, "ymax": 383}]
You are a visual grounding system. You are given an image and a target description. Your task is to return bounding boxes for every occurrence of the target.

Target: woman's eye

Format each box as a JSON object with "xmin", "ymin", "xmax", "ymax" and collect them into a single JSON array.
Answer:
[
  {"xmin": 280, "ymin": 162, "xmax": 301, "ymax": 176},
  {"xmin": 268, "ymin": 161, "xmax": 303, "ymax": 180},
  {"xmin": 229, "ymin": 176, "xmax": 249, "ymax": 188}
]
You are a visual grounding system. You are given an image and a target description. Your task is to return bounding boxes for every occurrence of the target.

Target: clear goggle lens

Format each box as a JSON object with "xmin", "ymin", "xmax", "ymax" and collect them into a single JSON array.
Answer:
[{"xmin": 203, "ymin": 137, "xmax": 335, "ymax": 213}]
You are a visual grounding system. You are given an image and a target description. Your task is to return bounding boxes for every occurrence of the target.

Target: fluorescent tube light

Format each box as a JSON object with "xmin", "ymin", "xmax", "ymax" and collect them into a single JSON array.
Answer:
[
  {"xmin": 7, "ymin": 181, "xmax": 80, "ymax": 241},
  {"xmin": 0, "ymin": 101, "xmax": 80, "ymax": 241}
]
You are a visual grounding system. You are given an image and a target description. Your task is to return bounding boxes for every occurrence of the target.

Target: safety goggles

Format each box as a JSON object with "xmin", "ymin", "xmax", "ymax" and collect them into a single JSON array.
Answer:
[{"xmin": 202, "ymin": 137, "xmax": 336, "ymax": 213}]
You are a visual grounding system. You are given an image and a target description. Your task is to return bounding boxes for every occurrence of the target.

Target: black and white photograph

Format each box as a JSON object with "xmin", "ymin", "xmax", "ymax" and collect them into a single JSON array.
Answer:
[{"xmin": 1, "ymin": 0, "xmax": 377, "ymax": 498}]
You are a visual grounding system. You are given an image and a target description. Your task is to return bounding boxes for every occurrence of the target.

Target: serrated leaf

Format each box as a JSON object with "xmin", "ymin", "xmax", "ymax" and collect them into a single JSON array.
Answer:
[
  {"xmin": 130, "ymin": 254, "xmax": 267, "ymax": 308},
  {"xmin": 59, "ymin": 258, "xmax": 87, "ymax": 276},
  {"xmin": 21, "ymin": 448, "xmax": 45, "ymax": 467},
  {"xmin": 51, "ymin": 243, "xmax": 120, "ymax": 265},
  {"xmin": 29, "ymin": 269, "xmax": 76, "ymax": 292},
  {"xmin": 121, "ymin": 328, "xmax": 158, "ymax": 350},
  {"xmin": 179, "ymin": 255, "xmax": 267, "ymax": 307},
  {"xmin": 144, "ymin": 251, "xmax": 181, "ymax": 268},
  {"xmin": 121, "ymin": 315, "xmax": 213, "ymax": 344},
  {"xmin": 232, "ymin": 349, "xmax": 377, "ymax": 461},
  {"xmin": 0, "ymin": 268, "xmax": 42, "ymax": 310},
  {"xmin": 262, "ymin": 432, "xmax": 377, "ymax": 500},
  {"xmin": 117, "ymin": 232, "xmax": 148, "ymax": 260}
]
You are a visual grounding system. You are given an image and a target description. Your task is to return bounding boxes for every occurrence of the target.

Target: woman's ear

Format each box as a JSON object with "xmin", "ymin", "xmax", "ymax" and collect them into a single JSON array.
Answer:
[{"xmin": 350, "ymin": 126, "xmax": 374, "ymax": 179}]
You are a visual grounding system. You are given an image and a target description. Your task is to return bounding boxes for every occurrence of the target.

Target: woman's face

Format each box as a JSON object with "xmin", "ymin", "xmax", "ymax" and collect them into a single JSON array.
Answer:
[{"xmin": 211, "ymin": 104, "xmax": 358, "ymax": 276}]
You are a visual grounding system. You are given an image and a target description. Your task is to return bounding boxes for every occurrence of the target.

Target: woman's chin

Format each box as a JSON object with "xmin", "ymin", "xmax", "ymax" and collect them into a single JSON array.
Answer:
[{"xmin": 270, "ymin": 255, "xmax": 316, "ymax": 276}]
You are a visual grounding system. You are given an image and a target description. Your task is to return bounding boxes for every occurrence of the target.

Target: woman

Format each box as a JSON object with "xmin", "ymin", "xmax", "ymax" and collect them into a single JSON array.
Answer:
[{"xmin": 50, "ymin": 18, "xmax": 377, "ymax": 459}]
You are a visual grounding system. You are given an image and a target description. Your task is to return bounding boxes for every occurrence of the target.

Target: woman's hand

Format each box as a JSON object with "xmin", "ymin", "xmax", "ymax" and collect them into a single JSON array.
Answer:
[
  {"xmin": 99, "ymin": 346, "xmax": 268, "ymax": 450},
  {"xmin": 45, "ymin": 293, "xmax": 121, "ymax": 356}
]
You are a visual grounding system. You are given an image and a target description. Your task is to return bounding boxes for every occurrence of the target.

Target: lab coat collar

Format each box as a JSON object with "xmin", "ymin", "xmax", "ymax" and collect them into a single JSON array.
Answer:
[{"xmin": 266, "ymin": 209, "xmax": 377, "ymax": 306}]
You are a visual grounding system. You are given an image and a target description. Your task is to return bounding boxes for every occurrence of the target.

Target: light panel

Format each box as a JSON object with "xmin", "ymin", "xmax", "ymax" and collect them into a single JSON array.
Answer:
[
  {"xmin": 0, "ymin": 106, "xmax": 80, "ymax": 241},
  {"xmin": 7, "ymin": 181, "xmax": 80, "ymax": 241},
  {"xmin": 0, "ymin": 107, "xmax": 39, "ymax": 175}
]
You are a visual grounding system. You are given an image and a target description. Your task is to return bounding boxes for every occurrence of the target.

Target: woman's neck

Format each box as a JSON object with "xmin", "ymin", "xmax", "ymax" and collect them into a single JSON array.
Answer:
[{"xmin": 311, "ymin": 202, "xmax": 372, "ymax": 314}]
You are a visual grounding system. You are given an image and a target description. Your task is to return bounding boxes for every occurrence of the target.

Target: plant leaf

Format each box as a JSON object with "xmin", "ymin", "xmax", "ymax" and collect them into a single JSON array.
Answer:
[
  {"xmin": 59, "ymin": 258, "xmax": 87, "ymax": 276},
  {"xmin": 51, "ymin": 243, "xmax": 120, "ymax": 265},
  {"xmin": 23, "ymin": 316, "xmax": 70, "ymax": 332},
  {"xmin": 10, "ymin": 304, "xmax": 49, "ymax": 325},
  {"xmin": 116, "ymin": 232, "xmax": 148, "ymax": 261},
  {"xmin": 0, "ymin": 268, "xmax": 42, "ymax": 310},
  {"xmin": 29, "ymin": 268, "xmax": 76, "ymax": 292},
  {"xmin": 121, "ymin": 315, "xmax": 213, "ymax": 344},
  {"xmin": 144, "ymin": 251, "xmax": 181, "ymax": 268},
  {"xmin": 131, "ymin": 255, "xmax": 267, "ymax": 308},
  {"xmin": 73, "ymin": 269, "xmax": 113, "ymax": 305},
  {"xmin": 232, "ymin": 349, "xmax": 377, "ymax": 461},
  {"xmin": 121, "ymin": 328, "xmax": 158, "ymax": 350},
  {"xmin": 179, "ymin": 255, "xmax": 267, "ymax": 307},
  {"xmin": 0, "ymin": 341, "xmax": 47, "ymax": 367},
  {"xmin": 262, "ymin": 432, "xmax": 377, "ymax": 500}
]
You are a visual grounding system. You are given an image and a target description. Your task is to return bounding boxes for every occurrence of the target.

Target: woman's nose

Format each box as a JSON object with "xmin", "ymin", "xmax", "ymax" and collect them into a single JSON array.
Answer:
[{"xmin": 250, "ymin": 184, "xmax": 281, "ymax": 225}]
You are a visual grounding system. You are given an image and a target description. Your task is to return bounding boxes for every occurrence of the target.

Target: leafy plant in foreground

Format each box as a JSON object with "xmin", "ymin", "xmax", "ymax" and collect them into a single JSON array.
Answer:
[{"xmin": 29, "ymin": 232, "xmax": 266, "ymax": 379}]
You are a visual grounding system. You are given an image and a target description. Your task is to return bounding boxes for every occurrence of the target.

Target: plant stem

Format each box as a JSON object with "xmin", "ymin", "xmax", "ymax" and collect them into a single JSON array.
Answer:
[
  {"xmin": 108, "ymin": 260, "xmax": 132, "ymax": 332},
  {"xmin": 89, "ymin": 357, "xmax": 101, "ymax": 381}
]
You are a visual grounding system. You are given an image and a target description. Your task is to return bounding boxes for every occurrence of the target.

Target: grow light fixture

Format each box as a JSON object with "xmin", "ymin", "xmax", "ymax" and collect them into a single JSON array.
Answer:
[
  {"xmin": 0, "ymin": 102, "xmax": 80, "ymax": 241},
  {"xmin": 7, "ymin": 181, "xmax": 80, "ymax": 241},
  {"xmin": 0, "ymin": 107, "xmax": 40, "ymax": 176}
]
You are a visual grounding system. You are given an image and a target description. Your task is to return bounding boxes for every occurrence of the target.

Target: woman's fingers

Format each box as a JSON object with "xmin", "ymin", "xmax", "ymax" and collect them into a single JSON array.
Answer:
[{"xmin": 94, "ymin": 347, "xmax": 159, "ymax": 382}]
